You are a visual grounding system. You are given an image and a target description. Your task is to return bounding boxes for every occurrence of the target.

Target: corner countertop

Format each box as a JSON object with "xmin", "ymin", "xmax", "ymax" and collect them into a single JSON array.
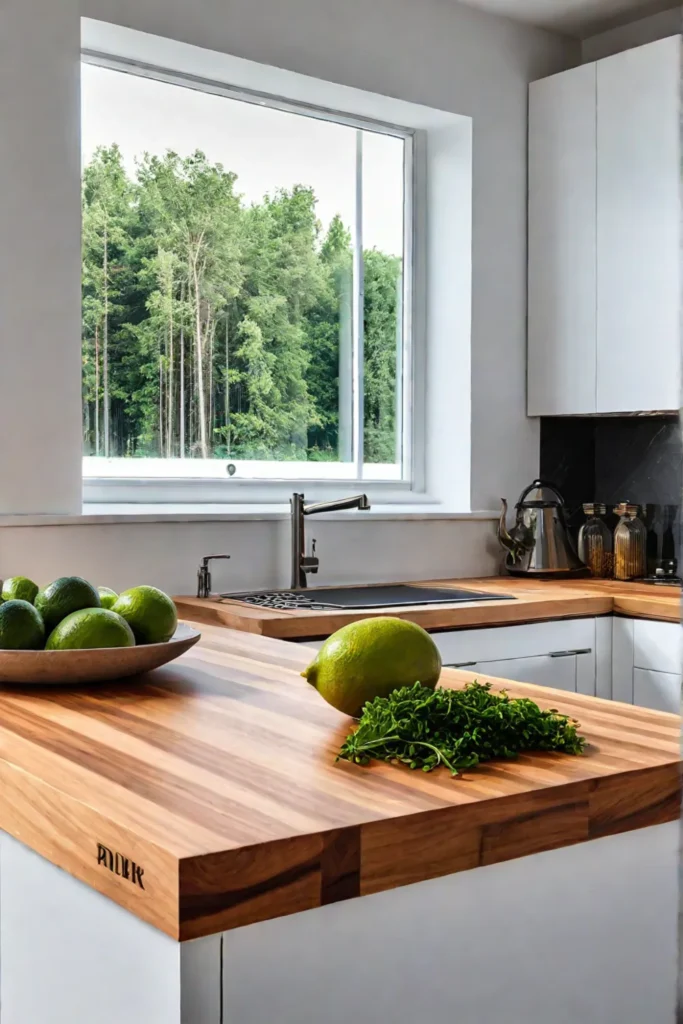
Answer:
[
  {"xmin": 173, "ymin": 577, "xmax": 681, "ymax": 639},
  {"xmin": 0, "ymin": 624, "xmax": 678, "ymax": 942}
]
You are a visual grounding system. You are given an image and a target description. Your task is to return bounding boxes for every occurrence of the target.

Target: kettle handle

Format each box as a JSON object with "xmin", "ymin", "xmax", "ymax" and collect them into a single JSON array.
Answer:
[{"xmin": 516, "ymin": 479, "xmax": 566, "ymax": 507}]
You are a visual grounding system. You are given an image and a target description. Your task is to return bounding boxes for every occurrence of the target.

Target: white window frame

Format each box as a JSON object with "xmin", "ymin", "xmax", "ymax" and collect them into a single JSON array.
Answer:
[{"xmin": 81, "ymin": 50, "xmax": 425, "ymax": 506}]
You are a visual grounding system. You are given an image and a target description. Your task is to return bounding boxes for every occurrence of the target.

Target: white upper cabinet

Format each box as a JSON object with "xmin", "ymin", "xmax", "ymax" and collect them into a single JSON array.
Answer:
[
  {"xmin": 596, "ymin": 37, "xmax": 681, "ymax": 413},
  {"xmin": 528, "ymin": 63, "xmax": 597, "ymax": 416},
  {"xmin": 528, "ymin": 36, "xmax": 681, "ymax": 416}
]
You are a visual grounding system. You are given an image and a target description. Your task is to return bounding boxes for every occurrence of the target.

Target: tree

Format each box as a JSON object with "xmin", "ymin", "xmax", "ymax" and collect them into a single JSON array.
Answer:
[
  {"xmin": 363, "ymin": 249, "xmax": 402, "ymax": 463},
  {"xmin": 82, "ymin": 146, "xmax": 133, "ymax": 457},
  {"xmin": 227, "ymin": 187, "xmax": 322, "ymax": 458},
  {"xmin": 135, "ymin": 151, "xmax": 243, "ymax": 458},
  {"xmin": 304, "ymin": 215, "xmax": 352, "ymax": 459}
]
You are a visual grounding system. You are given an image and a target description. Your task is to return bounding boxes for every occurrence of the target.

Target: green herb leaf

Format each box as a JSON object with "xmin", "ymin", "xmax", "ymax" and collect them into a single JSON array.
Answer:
[{"xmin": 337, "ymin": 681, "xmax": 585, "ymax": 776}]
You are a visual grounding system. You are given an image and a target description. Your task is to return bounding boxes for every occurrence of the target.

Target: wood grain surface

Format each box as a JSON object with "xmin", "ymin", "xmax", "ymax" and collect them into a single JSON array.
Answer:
[
  {"xmin": 174, "ymin": 577, "xmax": 681, "ymax": 639},
  {"xmin": 0, "ymin": 623, "xmax": 678, "ymax": 941}
]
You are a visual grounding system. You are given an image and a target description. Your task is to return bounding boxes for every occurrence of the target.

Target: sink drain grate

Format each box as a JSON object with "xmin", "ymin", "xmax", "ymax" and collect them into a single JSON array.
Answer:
[{"xmin": 221, "ymin": 591, "xmax": 338, "ymax": 611}]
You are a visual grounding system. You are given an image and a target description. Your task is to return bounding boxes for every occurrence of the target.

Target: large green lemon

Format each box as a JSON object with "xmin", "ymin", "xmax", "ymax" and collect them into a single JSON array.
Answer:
[
  {"xmin": 35, "ymin": 577, "xmax": 101, "ymax": 631},
  {"xmin": 302, "ymin": 616, "xmax": 442, "ymax": 717},
  {"xmin": 112, "ymin": 586, "xmax": 178, "ymax": 644},
  {"xmin": 0, "ymin": 600, "xmax": 45, "ymax": 650},
  {"xmin": 46, "ymin": 608, "xmax": 135, "ymax": 650}
]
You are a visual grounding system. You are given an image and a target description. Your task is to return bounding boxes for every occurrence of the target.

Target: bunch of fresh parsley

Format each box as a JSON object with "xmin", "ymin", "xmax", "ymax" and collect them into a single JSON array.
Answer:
[{"xmin": 338, "ymin": 681, "xmax": 585, "ymax": 776}]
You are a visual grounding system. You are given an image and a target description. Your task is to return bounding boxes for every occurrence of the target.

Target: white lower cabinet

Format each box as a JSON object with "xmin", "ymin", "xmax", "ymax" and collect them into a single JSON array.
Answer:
[
  {"xmin": 458, "ymin": 653, "xmax": 579, "ymax": 692},
  {"xmin": 431, "ymin": 619, "xmax": 601, "ymax": 696},
  {"xmin": 612, "ymin": 617, "xmax": 681, "ymax": 710},
  {"xmin": 633, "ymin": 669, "xmax": 681, "ymax": 715}
]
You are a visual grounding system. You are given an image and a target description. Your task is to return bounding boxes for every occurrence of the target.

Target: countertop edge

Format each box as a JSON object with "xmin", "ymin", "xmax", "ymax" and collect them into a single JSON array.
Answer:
[
  {"xmin": 174, "ymin": 579, "xmax": 681, "ymax": 639},
  {"xmin": 175, "ymin": 761, "xmax": 682, "ymax": 941},
  {"xmin": 0, "ymin": 755, "xmax": 183, "ymax": 940}
]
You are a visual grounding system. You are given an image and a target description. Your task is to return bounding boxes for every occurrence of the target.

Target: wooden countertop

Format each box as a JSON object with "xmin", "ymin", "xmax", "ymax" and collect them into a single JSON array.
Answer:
[
  {"xmin": 0, "ymin": 624, "xmax": 678, "ymax": 942},
  {"xmin": 174, "ymin": 577, "xmax": 681, "ymax": 639}
]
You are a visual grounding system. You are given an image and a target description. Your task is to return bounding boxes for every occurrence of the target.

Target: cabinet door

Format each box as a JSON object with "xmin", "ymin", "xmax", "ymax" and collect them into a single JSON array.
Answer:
[
  {"xmin": 467, "ymin": 654, "xmax": 577, "ymax": 692},
  {"xmin": 528, "ymin": 63, "xmax": 597, "ymax": 415},
  {"xmin": 633, "ymin": 668, "xmax": 681, "ymax": 714},
  {"xmin": 633, "ymin": 619, "xmax": 682, "ymax": 676},
  {"xmin": 611, "ymin": 616, "xmax": 634, "ymax": 704},
  {"xmin": 596, "ymin": 36, "xmax": 681, "ymax": 413}
]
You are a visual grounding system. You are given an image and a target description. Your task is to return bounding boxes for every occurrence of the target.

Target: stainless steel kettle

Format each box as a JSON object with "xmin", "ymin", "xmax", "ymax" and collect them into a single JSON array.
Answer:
[{"xmin": 498, "ymin": 480, "xmax": 588, "ymax": 578}]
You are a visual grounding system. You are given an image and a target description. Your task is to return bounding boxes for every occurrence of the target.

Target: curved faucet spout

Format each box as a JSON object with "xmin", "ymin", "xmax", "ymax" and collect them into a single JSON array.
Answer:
[
  {"xmin": 303, "ymin": 494, "xmax": 370, "ymax": 516},
  {"xmin": 291, "ymin": 492, "xmax": 371, "ymax": 588}
]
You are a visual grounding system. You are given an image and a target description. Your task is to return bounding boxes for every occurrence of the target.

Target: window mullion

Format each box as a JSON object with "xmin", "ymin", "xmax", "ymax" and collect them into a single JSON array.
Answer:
[
  {"xmin": 400, "ymin": 132, "xmax": 415, "ymax": 484},
  {"xmin": 352, "ymin": 129, "xmax": 365, "ymax": 478}
]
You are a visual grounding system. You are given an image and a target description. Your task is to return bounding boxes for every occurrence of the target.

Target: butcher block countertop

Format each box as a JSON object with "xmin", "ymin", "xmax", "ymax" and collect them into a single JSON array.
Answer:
[
  {"xmin": 0, "ymin": 624, "xmax": 679, "ymax": 942},
  {"xmin": 174, "ymin": 577, "xmax": 681, "ymax": 639}
]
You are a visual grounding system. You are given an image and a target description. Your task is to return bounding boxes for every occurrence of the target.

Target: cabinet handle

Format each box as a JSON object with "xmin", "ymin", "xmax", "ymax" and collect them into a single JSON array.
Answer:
[{"xmin": 549, "ymin": 649, "xmax": 592, "ymax": 658}]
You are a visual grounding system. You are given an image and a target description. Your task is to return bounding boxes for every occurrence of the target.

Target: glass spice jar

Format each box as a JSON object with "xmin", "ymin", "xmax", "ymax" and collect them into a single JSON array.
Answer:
[
  {"xmin": 578, "ymin": 503, "xmax": 613, "ymax": 578},
  {"xmin": 613, "ymin": 503, "xmax": 647, "ymax": 581}
]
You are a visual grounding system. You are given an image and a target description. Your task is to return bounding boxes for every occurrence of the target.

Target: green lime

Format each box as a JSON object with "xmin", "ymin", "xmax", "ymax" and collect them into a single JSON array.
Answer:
[
  {"xmin": 303, "ymin": 616, "xmax": 442, "ymax": 717},
  {"xmin": 46, "ymin": 608, "xmax": 135, "ymax": 650},
  {"xmin": 112, "ymin": 586, "xmax": 178, "ymax": 644},
  {"xmin": 2, "ymin": 576, "xmax": 39, "ymax": 604},
  {"xmin": 97, "ymin": 587, "xmax": 119, "ymax": 610},
  {"xmin": 35, "ymin": 577, "xmax": 101, "ymax": 631},
  {"xmin": 0, "ymin": 600, "xmax": 45, "ymax": 650}
]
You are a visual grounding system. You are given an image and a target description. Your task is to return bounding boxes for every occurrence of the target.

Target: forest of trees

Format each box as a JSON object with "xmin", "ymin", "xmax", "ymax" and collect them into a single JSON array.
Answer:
[{"xmin": 82, "ymin": 145, "xmax": 402, "ymax": 465}]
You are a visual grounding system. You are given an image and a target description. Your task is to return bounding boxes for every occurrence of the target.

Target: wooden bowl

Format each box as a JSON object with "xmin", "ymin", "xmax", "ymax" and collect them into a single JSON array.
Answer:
[{"xmin": 0, "ymin": 622, "xmax": 201, "ymax": 686}]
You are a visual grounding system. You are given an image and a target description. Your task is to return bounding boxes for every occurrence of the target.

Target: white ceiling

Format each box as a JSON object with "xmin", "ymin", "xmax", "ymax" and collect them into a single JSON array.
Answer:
[{"xmin": 457, "ymin": 0, "xmax": 677, "ymax": 36}]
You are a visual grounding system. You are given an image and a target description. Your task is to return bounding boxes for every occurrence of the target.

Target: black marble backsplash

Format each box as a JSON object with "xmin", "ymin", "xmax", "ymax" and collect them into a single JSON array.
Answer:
[{"xmin": 540, "ymin": 416, "xmax": 682, "ymax": 568}]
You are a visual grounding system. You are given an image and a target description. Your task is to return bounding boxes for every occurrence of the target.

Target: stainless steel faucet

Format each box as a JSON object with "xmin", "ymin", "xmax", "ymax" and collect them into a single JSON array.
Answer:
[{"xmin": 290, "ymin": 492, "xmax": 370, "ymax": 589}]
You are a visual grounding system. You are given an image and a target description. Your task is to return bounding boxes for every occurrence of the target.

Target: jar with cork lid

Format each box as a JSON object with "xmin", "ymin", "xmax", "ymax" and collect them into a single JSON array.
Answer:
[
  {"xmin": 613, "ymin": 504, "xmax": 647, "ymax": 580},
  {"xmin": 578, "ymin": 504, "xmax": 613, "ymax": 578}
]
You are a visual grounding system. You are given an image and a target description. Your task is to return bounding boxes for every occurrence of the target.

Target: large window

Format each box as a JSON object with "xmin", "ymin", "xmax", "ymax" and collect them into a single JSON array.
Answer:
[{"xmin": 81, "ymin": 57, "xmax": 413, "ymax": 489}]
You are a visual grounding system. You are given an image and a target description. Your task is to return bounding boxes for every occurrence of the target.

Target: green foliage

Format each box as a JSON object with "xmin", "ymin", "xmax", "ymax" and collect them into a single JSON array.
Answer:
[
  {"xmin": 364, "ymin": 249, "xmax": 402, "ymax": 463},
  {"xmin": 338, "ymin": 681, "xmax": 586, "ymax": 776},
  {"xmin": 81, "ymin": 149, "xmax": 402, "ymax": 465}
]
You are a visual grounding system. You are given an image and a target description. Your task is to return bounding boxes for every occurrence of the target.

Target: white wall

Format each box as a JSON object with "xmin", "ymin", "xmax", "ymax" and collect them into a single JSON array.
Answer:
[
  {"xmin": 582, "ymin": 7, "xmax": 680, "ymax": 61},
  {"xmin": 0, "ymin": 516, "xmax": 500, "ymax": 595},
  {"xmin": 0, "ymin": 0, "xmax": 576, "ymax": 587},
  {"xmin": 0, "ymin": 0, "xmax": 83, "ymax": 514}
]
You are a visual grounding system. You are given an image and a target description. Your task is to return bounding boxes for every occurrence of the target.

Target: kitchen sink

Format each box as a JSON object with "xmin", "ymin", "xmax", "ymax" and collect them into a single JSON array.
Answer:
[{"xmin": 222, "ymin": 584, "xmax": 515, "ymax": 611}]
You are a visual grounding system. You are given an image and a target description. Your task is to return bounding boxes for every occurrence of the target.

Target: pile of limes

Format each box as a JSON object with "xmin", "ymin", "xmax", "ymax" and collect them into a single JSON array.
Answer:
[{"xmin": 0, "ymin": 576, "xmax": 178, "ymax": 652}]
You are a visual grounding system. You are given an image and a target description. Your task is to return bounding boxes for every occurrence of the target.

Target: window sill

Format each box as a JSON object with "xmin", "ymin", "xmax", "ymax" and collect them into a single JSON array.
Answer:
[{"xmin": 0, "ymin": 506, "xmax": 499, "ymax": 528}]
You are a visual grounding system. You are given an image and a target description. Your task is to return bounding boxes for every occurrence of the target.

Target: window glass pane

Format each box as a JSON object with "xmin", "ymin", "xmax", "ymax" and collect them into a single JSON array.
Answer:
[
  {"xmin": 361, "ymin": 130, "xmax": 405, "ymax": 480},
  {"xmin": 81, "ymin": 62, "xmax": 407, "ymax": 482}
]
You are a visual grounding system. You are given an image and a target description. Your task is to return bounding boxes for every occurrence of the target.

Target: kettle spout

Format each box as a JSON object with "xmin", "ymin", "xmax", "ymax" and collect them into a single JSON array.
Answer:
[{"xmin": 497, "ymin": 498, "xmax": 516, "ymax": 553}]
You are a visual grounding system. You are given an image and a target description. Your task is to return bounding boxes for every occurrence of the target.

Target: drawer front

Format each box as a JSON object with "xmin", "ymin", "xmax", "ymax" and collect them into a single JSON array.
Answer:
[
  {"xmin": 633, "ymin": 668, "xmax": 681, "ymax": 714},
  {"xmin": 470, "ymin": 654, "xmax": 578, "ymax": 693},
  {"xmin": 633, "ymin": 620, "xmax": 681, "ymax": 675},
  {"xmin": 434, "ymin": 619, "xmax": 595, "ymax": 666}
]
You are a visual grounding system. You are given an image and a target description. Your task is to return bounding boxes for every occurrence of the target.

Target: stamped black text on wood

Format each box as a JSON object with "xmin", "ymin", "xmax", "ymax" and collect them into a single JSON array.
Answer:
[{"xmin": 97, "ymin": 842, "xmax": 145, "ymax": 890}]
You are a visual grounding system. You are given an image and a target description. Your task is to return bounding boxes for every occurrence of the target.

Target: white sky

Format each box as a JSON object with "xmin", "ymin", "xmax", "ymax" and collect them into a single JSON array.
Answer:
[{"xmin": 81, "ymin": 64, "xmax": 404, "ymax": 256}]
